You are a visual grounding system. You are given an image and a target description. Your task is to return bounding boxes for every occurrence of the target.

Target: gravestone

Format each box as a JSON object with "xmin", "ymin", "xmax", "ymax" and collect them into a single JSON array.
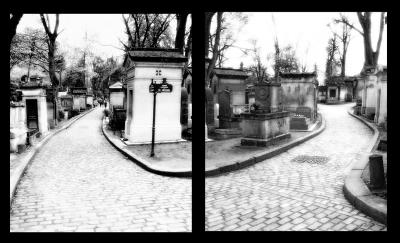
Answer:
[
  {"xmin": 205, "ymin": 87, "xmax": 214, "ymax": 131},
  {"xmin": 218, "ymin": 89, "xmax": 232, "ymax": 129},
  {"xmin": 241, "ymin": 82, "xmax": 290, "ymax": 147},
  {"xmin": 254, "ymin": 83, "xmax": 271, "ymax": 113},
  {"xmin": 296, "ymin": 106, "xmax": 312, "ymax": 119},
  {"xmin": 181, "ymin": 87, "xmax": 188, "ymax": 126},
  {"xmin": 290, "ymin": 115, "xmax": 309, "ymax": 130},
  {"xmin": 214, "ymin": 103, "xmax": 219, "ymax": 127},
  {"xmin": 188, "ymin": 103, "xmax": 192, "ymax": 128}
]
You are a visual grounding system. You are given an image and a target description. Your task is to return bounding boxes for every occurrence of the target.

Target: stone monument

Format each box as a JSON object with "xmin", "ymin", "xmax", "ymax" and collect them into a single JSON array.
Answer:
[
  {"xmin": 213, "ymin": 89, "xmax": 242, "ymax": 139},
  {"xmin": 240, "ymin": 82, "xmax": 290, "ymax": 146},
  {"xmin": 18, "ymin": 81, "xmax": 49, "ymax": 143},
  {"xmin": 123, "ymin": 48, "xmax": 187, "ymax": 144}
]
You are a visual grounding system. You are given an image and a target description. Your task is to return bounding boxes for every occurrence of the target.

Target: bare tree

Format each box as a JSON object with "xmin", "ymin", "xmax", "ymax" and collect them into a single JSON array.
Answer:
[
  {"xmin": 205, "ymin": 12, "xmax": 223, "ymax": 87},
  {"xmin": 335, "ymin": 12, "xmax": 386, "ymax": 68},
  {"xmin": 40, "ymin": 14, "xmax": 60, "ymax": 124},
  {"xmin": 325, "ymin": 35, "xmax": 340, "ymax": 79},
  {"xmin": 331, "ymin": 14, "xmax": 353, "ymax": 77},
  {"xmin": 205, "ymin": 12, "xmax": 216, "ymax": 59},
  {"xmin": 121, "ymin": 14, "xmax": 174, "ymax": 49},
  {"xmin": 184, "ymin": 25, "xmax": 192, "ymax": 60},
  {"xmin": 9, "ymin": 13, "xmax": 23, "ymax": 50},
  {"xmin": 175, "ymin": 13, "xmax": 189, "ymax": 53},
  {"xmin": 248, "ymin": 40, "xmax": 267, "ymax": 83},
  {"xmin": 208, "ymin": 13, "xmax": 248, "ymax": 68},
  {"xmin": 274, "ymin": 44, "xmax": 300, "ymax": 75}
]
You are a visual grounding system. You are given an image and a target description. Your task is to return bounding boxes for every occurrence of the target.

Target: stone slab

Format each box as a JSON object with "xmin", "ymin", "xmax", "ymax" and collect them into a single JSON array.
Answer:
[{"xmin": 241, "ymin": 133, "xmax": 291, "ymax": 147}]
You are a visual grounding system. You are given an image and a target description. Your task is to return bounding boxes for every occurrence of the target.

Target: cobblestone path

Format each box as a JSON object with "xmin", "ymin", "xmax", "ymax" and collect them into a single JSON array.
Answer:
[
  {"xmin": 10, "ymin": 107, "xmax": 191, "ymax": 232},
  {"xmin": 206, "ymin": 103, "xmax": 387, "ymax": 231}
]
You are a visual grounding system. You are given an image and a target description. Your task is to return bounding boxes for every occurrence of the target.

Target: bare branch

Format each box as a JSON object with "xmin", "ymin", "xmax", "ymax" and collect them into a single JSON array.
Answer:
[
  {"xmin": 40, "ymin": 14, "xmax": 51, "ymax": 37},
  {"xmin": 336, "ymin": 17, "xmax": 364, "ymax": 36}
]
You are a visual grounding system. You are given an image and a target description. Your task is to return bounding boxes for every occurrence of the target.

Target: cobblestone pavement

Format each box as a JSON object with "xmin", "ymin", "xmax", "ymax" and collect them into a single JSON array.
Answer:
[
  {"xmin": 206, "ymin": 103, "xmax": 387, "ymax": 231},
  {"xmin": 10, "ymin": 107, "xmax": 191, "ymax": 232}
]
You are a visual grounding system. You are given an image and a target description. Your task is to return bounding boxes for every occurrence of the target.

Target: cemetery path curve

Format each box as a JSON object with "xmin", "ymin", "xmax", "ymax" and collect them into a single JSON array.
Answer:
[
  {"xmin": 205, "ymin": 103, "xmax": 387, "ymax": 231},
  {"xmin": 10, "ymin": 107, "xmax": 191, "ymax": 232}
]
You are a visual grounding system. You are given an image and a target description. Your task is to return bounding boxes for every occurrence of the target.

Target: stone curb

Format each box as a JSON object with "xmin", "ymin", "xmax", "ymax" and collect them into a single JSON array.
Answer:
[
  {"xmin": 10, "ymin": 108, "xmax": 95, "ymax": 208},
  {"xmin": 101, "ymin": 117, "xmax": 192, "ymax": 178},
  {"xmin": 343, "ymin": 108, "xmax": 387, "ymax": 225},
  {"xmin": 205, "ymin": 113, "xmax": 326, "ymax": 177}
]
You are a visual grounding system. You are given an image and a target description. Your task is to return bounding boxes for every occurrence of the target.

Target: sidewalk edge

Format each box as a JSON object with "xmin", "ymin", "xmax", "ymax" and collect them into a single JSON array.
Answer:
[
  {"xmin": 101, "ymin": 118, "xmax": 192, "ymax": 178},
  {"xmin": 205, "ymin": 113, "xmax": 326, "ymax": 177},
  {"xmin": 10, "ymin": 108, "xmax": 95, "ymax": 209},
  {"xmin": 343, "ymin": 107, "xmax": 387, "ymax": 225}
]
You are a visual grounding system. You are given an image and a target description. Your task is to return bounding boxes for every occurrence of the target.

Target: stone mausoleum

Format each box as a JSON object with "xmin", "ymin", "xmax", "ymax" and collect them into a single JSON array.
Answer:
[
  {"xmin": 240, "ymin": 81, "xmax": 290, "ymax": 146},
  {"xmin": 279, "ymin": 72, "xmax": 318, "ymax": 123},
  {"xmin": 123, "ymin": 48, "xmax": 187, "ymax": 144}
]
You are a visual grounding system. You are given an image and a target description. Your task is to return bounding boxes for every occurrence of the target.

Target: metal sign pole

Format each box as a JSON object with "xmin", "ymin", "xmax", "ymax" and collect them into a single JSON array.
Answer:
[{"xmin": 150, "ymin": 86, "xmax": 157, "ymax": 157}]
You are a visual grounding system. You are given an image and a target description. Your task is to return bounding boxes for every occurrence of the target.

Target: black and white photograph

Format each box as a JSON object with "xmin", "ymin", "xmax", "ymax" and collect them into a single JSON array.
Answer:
[
  {"xmin": 9, "ymin": 11, "xmax": 388, "ymax": 234},
  {"xmin": 10, "ymin": 13, "xmax": 192, "ymax": 232},
  {"xmin": 204, "ymin": 12, "xmax": 387, "ymax": 231}
]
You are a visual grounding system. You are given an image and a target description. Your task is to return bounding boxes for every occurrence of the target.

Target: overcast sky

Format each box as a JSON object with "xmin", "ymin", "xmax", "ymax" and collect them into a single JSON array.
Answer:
[
  {"xmin": 217, "ymin": 12, "xmax": 387, "ymax": 83},
  {"xmin": 13, "ymin": 14, "xmax": 180, "ymax": 79},
  {"xmin": 16, "ymin": 14, "xmax": 127, "ymax": 66},
  {"xmin": 14, "ymin": 13, "xmax": 386, "ymax": 84}
]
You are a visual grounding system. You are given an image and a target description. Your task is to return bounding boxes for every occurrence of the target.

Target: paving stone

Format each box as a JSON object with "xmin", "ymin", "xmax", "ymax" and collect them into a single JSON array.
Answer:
[
  {"xmin": 206, "ymin": 104, "xmax": 385, "ymax": 232},
  {"xmin": 10, "ymin": 108, "xmax": 191, "ymax": 232}
]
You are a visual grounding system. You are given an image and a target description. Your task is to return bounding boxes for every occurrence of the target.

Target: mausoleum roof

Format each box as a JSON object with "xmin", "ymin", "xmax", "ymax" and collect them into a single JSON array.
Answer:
[
  {"xmin": 279, "ymin": 72, "xmax": 316, "ymax": 79},
  {"xmin": 213, "ymin": 68, "xmax": 249, "ymax": 79},
  {"xmin": 128, "ymin": 48, "xmax": 187, "ymax": 63},
  {"xmin": 109, "ymin": 81, "xmax": 123, "ymax": 89},
  {"xmin": 19, "ymin": 81, "xmax": 46, "ymax": 89}
]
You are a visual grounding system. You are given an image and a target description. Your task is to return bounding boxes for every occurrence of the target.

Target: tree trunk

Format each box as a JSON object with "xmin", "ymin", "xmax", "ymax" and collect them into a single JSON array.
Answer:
[
  {"xmin": 184, "ymin": 26, "xmax": 192, "ymax": 59},
  {"xmin": 48, "ymin": 42, "xmax": 59, "ymax": 124},
  {"xmin": 205, "ymin": 12, "xmax": 215, "ymax": 58},
  {"xmin": 206, "ymin": 12, "xmax": 222, "ymax": 87},
  {"xmin": 341, "ymin": 56, "xmax": 346, "ymax": 78},
  {"xmin": 175, "ymin": 13, "xmax": 188, "ymax": 53},
  {"xmin": 357, "ymin": 12, "xmax": 383, "ymax": 68}
]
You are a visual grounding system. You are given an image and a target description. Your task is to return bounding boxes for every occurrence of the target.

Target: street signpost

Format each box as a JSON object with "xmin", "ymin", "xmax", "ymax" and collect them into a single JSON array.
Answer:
[{"xmin": 149, "ymin": 78, "xmax": 173, "ymax": 157}]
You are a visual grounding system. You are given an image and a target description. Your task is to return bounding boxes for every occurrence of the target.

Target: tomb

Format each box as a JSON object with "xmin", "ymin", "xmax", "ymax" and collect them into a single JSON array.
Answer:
[
  {"xmin": 109, "ymin": 81, "xmax": 126, "ymax": 112},
  {"xmin": 240, "ymin": 82, "xmax": 290, "ymax": 147},
  {"xmin": 123, "ymin": 48, "xmax": 187, "ymax": 144},
  {"xmin": 18, "ymin": 81, "xmax": 49, "ymax": 140},
  {"xmin": 10, "ymin": 102, "xmax": 27, "ymax": 153},
  {"xmin": 86, "ymin": 92, "xmax": 94, "ymax": 108},
  {"xmin": 374, "ymin": 66, "xmax": 387, "ymax": 126},
  {"xmin": 71, "ymin": 87, "xmax": 87, "ymax": 111},
  {"xmin": 279, "ymin": 72, "xmax": 318, "ymax": 122},
  {"xmin": 213, "ymin": 89, "xmax": 242, "ymax": 140}
]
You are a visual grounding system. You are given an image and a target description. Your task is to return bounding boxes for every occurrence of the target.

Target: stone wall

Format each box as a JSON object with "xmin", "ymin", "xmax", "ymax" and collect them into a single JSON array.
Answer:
[
  {"xmin": 110, "ymin": 91, "xmax": 125, "ymax": 110},
  {"xmin": 280, "ymin": 77, "xmax": 317, "ymax": 121},
  {"xmin": 375, "ymin": 71, "xmax": 387, "ymax": 126}
]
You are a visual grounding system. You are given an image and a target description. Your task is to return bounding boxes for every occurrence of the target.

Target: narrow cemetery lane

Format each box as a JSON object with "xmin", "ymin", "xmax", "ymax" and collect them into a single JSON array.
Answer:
[
  {"xmin": 206, "ymin": 103, "xmax": 387, "ymax": 231},
  {"xmin": 10, "ymin": 107, "xmax": 191, "ymax": 232}
]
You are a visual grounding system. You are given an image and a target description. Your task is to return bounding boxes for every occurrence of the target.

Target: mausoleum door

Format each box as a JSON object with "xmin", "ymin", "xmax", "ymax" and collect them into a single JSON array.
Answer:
[{"xmin": 26, "ymin": 99, "xmax": 39, "ymax": 130}]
